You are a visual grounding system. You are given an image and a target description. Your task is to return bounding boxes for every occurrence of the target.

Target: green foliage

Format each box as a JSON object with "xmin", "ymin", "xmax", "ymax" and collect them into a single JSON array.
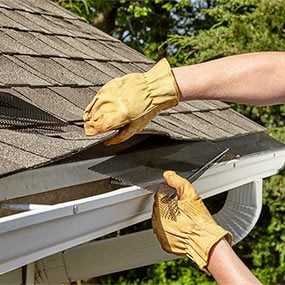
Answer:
[
  {"xmin": 167, "ymin": 0, "xmax": 285, "ymax": 65},
  {"xmin": 56, "ymin": 0, "xmax": 95, "ymax": 20},
  {"xmin": 166, "ymin": 0, "xmax": 285, "ymax": 133},
  {"xmin": 233, "ymin": 104, "xmax": 285, "ymax": 128},
  {"xmin": 95, "ymin": 258, "xmax": 215, "ymax": 285}
]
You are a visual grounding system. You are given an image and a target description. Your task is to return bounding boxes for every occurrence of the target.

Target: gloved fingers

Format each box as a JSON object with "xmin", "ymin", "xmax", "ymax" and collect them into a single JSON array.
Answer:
[
  {"xmin": 83, "ymin": 96, "xmax": 99, "ymax": 121},
  {"xmin": 84, "ymin": 111, "xmax": 129, "ymax": 136},
  {"xmin": 163, "ymin": 171, "xmax": 199, "ymax": 201},
  {"xmin": 104, "ymin": 125, "xmax": 134, "ymax": 146},
  {"xmin": 152, "ymin": 191, "xmax": 169, "ymax": 223},
  {"xmin": 151, "ymin": 207, "xmax": 158, "ymax": 234},
  {"xmin": 84, "ymin": 96, "xmax": 119, "ymax": 122},
  {"xmin": 83, "ymin": 76, "xmax": 124, "ymax": 119},
  {"xmin": 153, "ymin": 190, "xmax": 167, "ymax": 208},
  {"xmin": 104, "ymin": 119, "xmax": 145, "ymax": 146}
]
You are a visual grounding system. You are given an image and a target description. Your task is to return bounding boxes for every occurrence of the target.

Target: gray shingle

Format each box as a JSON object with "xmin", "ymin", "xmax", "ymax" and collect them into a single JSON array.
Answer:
[
  {"xmin": 78, "ymin": 39, "xmax": 127, "ymax": 62},
  {"xmin": 45, "ymin": 16, "xmax": 93, "ymax": 38},
  {"xmin": 186, "ymin": 100, "xmax": 220, "ymax": 111},
  {"xmin": 194, "ymin": 111, "xmax": 248, "ymax": 136},
  {"xmin": 22, "ymin": 0, "xmax": 78, "ymax": 19},
  {"xmin": 0, "ymin": 129, "xmax": 91, "ymax": 159},
  {"xmin": 7, "ymin": 55, "xmax": 57, "ymax": 85},
  {"xmin": 4, "ymin": 30, "xmax": 65, "ymax": 57},
  {"xmin": 151, "ymin": 116, "xmax": 202, "ymax": 140},
  {"xmin": 0, "ymin": 1, "xmax": 10, "ymax": 9},
  {"xmin": 0, "ymin": 140, "xmax": 47, "ymax": 168},
  {"xmin": 172, "ymin": 113, "xmax": 230, "ymax": 139},
  {"xmin": 205, "ymin": 100, "xmax": 229, "ymax": 109},
  {"xmin": 212, "ymin": 109, "xmax": 265, "ymax": 132},
  {"xmin": 31, "ymin": 33, "xmax": 89, "ymax": 58},
  {"xmin": 53, "ymin": 58, "xmax": 112, "ymax": 85},
  {"xmin": 16, "ymin": 55, "xmax": 92, "ymax": 86},
  {"xmin": 46, "ymin": 129, "xmax": 115, "ymax": 142},
  {"xmin": 42, "ymin": 14, "xmax": 80, "ymax": 36},
  {"xmin": 0, "ymin": 8, "xmax": 29, "ymax": 30},
  {"xmin": 77, "ymin": 39, "xmax": 111, "ymax": 61},
  {"xmin": 0, "ymin": 155, "xmax": 23, "ymax": 175},
  {"xmin": 144, "ymin": 120, "xmax": 199, "ymax": 141},
  {"xmin": 88, "ymin": 86, "xmax": 100, "ymax": 93},
  {"xmin": 160, "ymin": 102, "xmax": 198, "ymax": 115},
  {"xmin": 50, "ymin": 35, "xmax": 93, "ymax": 58},
  {"xmin": 57, "ymin": 35, "xmax": 105, "ymax": 59},
  {"xmin": 20, "ymin": 12, "xmax": 72, "ymax": 35},
  {"xmin": 96, "ymin": 41, "xmax": 130, "ymax": 62},
  {"xmin": 0, "ymin": 55, "xmax": 50, "ymax": 86},
  {"xmin": 132, "ymin": 62, "xmax": 154, "ymax": 71},
  {"xmin": 13, "ymin": 87, "xmax": 83, "ymax": 121},
  {"xmin": 0, "ymin": 30, "xmax": 36, "ymax": 54},
  {"xmin": 110, "ymin": 62, "xmax": 144, "ymax": 73},
  {"xmin": 29, "ymin": 32, "xmax": 72, "ymax": 57},
  {"xmin": 69, "ymin": 19, "xmax": 119, "ymax": 41},
  {"xmin": 0, "ymin": 0, "xmax": 39, "ymax": 13},
  {"xmin": 1, "ymin": 9, "xmax": 49, "ymax": 32},
  {"xmin": 87, "ymin": 60, "xmax": 125, "ymax": 78},
  {"xmin": 157, "ymin": 114, "xmax": 209, "ymax": 139},
  {"xmin": 106, "ymin": 41, "xmax": 153, "ymax": 63},
  {"xmin": 0, "ymin": 87, "xmax": 33, "ymax": 105},
  {"xmin": 0, "ymin": 87, "xmax": 67, "ymax": 131},
  {"xmin": 49, "ymin": 86, "xmax": 96, "ymax": 110}
]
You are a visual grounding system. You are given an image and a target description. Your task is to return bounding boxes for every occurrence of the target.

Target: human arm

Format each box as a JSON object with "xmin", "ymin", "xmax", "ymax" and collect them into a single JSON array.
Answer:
[
  {"xmin": 152, "ymin": 171, "xmax": 261, "ymax": 285},
  {"xmin": 208, "ymin": 238, "xmax": 261, "ymax": 285},
  {"xmin": 173, "ymin": 51, "xmax": 285, "ymax": 105},
  {"xmin": 83, "ymin": 51, "xmax": 285, "ymax": 145}
]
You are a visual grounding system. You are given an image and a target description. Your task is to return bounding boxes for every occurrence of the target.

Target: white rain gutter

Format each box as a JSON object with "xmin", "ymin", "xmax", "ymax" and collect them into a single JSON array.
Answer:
[{"xmin": 0, "ymin": 148, "xmax": 284, "ymax": 275}]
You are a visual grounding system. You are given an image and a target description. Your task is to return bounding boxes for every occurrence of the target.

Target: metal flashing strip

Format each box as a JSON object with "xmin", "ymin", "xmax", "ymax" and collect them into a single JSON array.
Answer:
[{"xmin": 0, "ymin": 148, "xmax": 284, "ymax": 275}]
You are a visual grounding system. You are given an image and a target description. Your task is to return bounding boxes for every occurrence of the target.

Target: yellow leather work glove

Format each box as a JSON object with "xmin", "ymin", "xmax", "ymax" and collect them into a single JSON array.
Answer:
[
  {"xmin": 83, "ymin": 58, "xmax": 180, "ymax": 145},
  {"xmin": 152, "ymin": 171, "xmax": 232, "ymax": 272}
]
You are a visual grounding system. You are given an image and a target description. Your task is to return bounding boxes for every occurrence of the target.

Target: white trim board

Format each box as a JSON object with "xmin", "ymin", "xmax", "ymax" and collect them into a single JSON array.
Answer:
[{"xmin": 0, "ymin": 149, "xmax": 284, "ymax": 275}]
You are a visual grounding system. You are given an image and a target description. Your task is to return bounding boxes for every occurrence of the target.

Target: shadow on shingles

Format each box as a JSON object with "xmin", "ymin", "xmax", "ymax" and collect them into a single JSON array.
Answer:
[{"xmin": 0, "ymin": 91, "xmax": 67, "ymax": 134}]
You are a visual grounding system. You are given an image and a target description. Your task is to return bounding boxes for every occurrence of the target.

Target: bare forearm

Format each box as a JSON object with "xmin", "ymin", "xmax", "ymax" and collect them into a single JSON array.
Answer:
[
  {"xmin": 173, "ymin": 52, "xmax": 285, "ymax": 105},
  {"xmin": 207, "ymin": 239, "xmax": 261, "ymax": 285}
]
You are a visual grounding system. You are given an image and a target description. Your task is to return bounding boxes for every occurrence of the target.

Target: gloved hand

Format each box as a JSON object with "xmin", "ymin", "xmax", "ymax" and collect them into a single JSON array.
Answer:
[
  {"xmin": 152, "ymin": 171, "xmax": 232, "ymax": 271},
  {"xmin": 83, "ymin": 58, "xmax": 180, "ymax": 145}
]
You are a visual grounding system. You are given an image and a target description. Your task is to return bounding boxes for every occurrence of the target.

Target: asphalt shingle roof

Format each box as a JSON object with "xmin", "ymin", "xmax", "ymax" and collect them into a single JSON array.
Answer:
[{"xmin": 0, "ymin": 0, "xmax": 264, "ymax": 178}]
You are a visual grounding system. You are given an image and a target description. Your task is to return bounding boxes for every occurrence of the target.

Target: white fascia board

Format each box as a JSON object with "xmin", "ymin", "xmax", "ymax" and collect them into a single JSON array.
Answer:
[{"xmin": 0, "ymin": 149, "xmax": 284, "ymax": 275}]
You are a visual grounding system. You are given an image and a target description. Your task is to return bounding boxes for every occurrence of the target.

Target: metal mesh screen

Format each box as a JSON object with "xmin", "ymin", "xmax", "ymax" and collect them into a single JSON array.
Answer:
[{"xmin": 0, "ymin": 91, "xmax": 67, "ymax": 133}]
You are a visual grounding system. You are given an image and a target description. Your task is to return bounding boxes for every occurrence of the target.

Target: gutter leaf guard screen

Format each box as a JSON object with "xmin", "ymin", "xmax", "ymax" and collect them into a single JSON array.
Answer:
[{"xmin": 0, "ymin": 91, "xmax": 67, "ymax": 133}]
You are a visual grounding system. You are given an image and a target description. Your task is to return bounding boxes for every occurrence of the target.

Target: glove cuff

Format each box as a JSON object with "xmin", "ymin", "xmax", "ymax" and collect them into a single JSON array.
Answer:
[
  {"xmin": 185, "ymin": 225, "xmax": 232, "ymax": 272},
  {"xmin": 144, "ymin": 58, "xmax": 180, "ymax": 110}
]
